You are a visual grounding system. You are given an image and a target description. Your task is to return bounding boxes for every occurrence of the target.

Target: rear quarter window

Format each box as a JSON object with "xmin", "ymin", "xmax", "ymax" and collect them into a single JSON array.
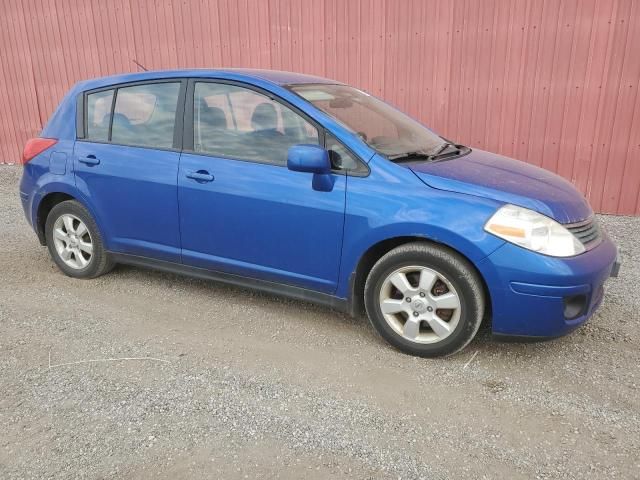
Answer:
[{"xmin": 86, "ymin": 90, "xmax": 114, "ymax": 141}]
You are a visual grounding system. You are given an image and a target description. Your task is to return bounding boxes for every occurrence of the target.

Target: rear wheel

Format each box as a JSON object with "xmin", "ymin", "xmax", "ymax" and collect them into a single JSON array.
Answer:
[
  {"xmin": 45, "ymin": 200, "xmax": 114, "ymax": 278},
  {"xmin": 364, "ymin": 242, "xmax": 484, "ymax": 357}
]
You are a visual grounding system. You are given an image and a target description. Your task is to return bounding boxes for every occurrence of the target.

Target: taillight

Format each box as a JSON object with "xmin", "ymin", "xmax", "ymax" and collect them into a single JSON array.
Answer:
[{"xmin": 21, "ymin": 137, "xmax": 58, "ymax": 165}]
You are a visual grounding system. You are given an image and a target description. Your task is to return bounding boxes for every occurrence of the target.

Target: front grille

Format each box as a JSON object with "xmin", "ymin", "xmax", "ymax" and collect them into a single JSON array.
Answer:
[{"xmin": 566, "ymin": 217, "xmax": 602, "ymax": 250}]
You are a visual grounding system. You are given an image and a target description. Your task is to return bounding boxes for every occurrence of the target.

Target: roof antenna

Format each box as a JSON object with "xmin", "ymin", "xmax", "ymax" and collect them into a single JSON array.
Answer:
[{"xmin": 132, "ymin": 59, "xmax": 148, "ymax": 72}]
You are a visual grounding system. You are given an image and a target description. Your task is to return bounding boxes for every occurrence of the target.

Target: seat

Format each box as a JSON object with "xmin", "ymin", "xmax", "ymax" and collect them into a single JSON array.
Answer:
[
  {"xmin": 197, "ymin": 102, "xmax": 228, "ymax": 144},
  {"xmin": 112, "ymin": 113, "xmax": 132, "ymax": 130},
  {"xmin": 250, "ymin": 103, "xmax": 282, "ymax": 137},
  {"xmin": 106, "ymin": 113, "xmax": 136, "ymax": 144},
  {"xmin": 200, "ymin": 102, "xmax": 227, "ymax": 130}
]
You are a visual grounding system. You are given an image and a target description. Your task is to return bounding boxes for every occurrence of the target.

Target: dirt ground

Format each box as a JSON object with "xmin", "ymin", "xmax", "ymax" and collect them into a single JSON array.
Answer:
[{"xmin": 1, "ymin": 165, "xmax": 639, "ymax": 479}]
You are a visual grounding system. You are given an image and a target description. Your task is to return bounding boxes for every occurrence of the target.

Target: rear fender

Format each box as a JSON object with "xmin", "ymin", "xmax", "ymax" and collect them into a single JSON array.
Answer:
[{"xmin": 31, "ymin": 180, "xmax": 105, "ymax": 247}]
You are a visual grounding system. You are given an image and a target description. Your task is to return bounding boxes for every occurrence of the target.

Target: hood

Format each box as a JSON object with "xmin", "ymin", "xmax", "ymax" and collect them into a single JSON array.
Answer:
[{"xmin": 407, "ymin": 149, "xmax": 592, "ymax": 224}]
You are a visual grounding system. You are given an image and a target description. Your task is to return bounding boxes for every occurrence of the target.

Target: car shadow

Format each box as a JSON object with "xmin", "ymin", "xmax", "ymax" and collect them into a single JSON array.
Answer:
[{"xmin": 109, "ymin": 263, "xmax": 578, "ymax": 360}]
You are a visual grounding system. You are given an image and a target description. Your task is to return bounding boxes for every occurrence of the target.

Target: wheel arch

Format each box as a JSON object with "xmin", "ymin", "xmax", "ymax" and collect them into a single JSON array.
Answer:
[
  {"xmin": 36, "ymin": 192, "xmax": 75, "ymax": 244},
  {"xmin": 34, "ymin": 188, "xmax": 103, "ymax": 247},
  {"xmin": 348, "ymin": 235, "xmax": 492, "ymax": 322}
]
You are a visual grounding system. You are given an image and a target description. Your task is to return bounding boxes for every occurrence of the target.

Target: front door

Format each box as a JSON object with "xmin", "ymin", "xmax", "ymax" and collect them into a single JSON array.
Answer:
[{"xmin": 177, "ymin": 81, "xmax": 346, "ymax": 293}]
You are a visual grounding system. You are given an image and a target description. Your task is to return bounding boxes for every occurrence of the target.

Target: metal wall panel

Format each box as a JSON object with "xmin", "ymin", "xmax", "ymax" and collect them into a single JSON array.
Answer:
[{"xmin": 1, "ymin": 0, "xmax": 638, "ymax": 214}]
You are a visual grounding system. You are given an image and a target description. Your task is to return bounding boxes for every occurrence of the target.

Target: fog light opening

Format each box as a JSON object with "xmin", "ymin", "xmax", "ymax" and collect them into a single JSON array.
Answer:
[{"xmin": 563, "ymin": 294, "xmax": 587, "ymax": 320}]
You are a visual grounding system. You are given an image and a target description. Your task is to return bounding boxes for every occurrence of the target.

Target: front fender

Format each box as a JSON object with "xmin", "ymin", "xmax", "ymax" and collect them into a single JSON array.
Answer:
[{"xmin": 336, "ymin": 156, "xmax": 506, "ymax": 298}]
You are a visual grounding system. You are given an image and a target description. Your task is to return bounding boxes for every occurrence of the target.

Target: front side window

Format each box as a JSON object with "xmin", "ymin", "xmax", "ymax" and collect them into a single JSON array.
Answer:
[
  {"xmin": 291, "ymin": 84, "xmax": 449, "ymax": 159},
  {"xmin": 86, "ymin": 89, "xmax": 114, "ymax": 141},
  {"xmin": 193, "ymin": 82, "xmax": 319, "ymax": 165},
  {"xmin": 111, "ymin": 82, "xmax": 181, "ymax": 148}
]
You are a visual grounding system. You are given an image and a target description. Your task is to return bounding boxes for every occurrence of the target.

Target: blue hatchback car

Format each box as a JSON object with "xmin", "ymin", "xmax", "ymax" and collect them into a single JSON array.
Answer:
[{"xmin": 19, "ymin": 69, "xmax": 619, "ymax": 357}]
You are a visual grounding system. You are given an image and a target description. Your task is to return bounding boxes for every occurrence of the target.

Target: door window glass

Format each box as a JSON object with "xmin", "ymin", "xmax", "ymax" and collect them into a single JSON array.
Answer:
[
  {"xmin": 86, "ymin": 89, "xmax": 114, "ymax": 141},
  {"xmin": 194, "ymin": 82, "xmax": 319, "ymax": 165},
  {"xmin": 111, "ymin": 82, "xmax": 181, "ymax": 148}
]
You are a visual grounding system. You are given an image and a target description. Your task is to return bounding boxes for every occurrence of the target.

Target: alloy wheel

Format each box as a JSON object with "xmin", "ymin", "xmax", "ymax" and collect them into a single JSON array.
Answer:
[
  {"xmin": 378, "ymin": 265, "xmax": 461, "ymax": 344},
  {"xmin": 52, "ymin": 214, "xmax": 93, "ymax": 270}
]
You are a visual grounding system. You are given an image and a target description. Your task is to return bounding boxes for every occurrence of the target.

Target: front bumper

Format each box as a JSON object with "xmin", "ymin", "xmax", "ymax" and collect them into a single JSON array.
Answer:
[{"xmin": 477, "ymin": 230, "xmax": 618, "ymax": 337}]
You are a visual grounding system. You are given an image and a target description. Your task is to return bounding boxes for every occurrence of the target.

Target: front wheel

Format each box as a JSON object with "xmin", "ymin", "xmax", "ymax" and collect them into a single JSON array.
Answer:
[{"xmin": 364, "ymin": 242, "xmax": 485, "ymax": 357}]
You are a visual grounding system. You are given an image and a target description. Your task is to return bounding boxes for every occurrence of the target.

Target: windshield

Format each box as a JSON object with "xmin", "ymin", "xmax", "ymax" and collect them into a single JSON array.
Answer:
[{"xmin": 290, "ymin": 84, "xmax": 449, "ymax": 158}]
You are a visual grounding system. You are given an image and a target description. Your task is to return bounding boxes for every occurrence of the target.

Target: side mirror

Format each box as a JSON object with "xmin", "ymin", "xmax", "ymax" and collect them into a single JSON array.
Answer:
[{"xmin": 287, "ymin": 144, "xmax": 331, "ymax": 174}]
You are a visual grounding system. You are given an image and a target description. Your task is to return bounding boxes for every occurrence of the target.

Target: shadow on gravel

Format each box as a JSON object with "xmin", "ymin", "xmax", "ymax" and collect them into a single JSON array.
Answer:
[{"xmin": 109, "ymin": 263, "xmax": 575, "ymax": 361}]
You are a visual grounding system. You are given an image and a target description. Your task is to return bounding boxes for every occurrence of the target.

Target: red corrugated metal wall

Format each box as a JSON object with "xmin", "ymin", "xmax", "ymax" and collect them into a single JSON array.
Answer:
[{"xmin": 1, "ymin": 0, "xmax": 639, "ymax": 214}]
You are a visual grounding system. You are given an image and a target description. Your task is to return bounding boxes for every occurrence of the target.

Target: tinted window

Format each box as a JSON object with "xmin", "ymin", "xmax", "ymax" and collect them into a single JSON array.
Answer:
[
  {"xmin": 326, "ymin": 133, "xmax": 362, "ymax": 171},
  {"xmin": 194, "ymin": 82, "xmax": 319, "ymax": 165},
  {"xmin": 86, "ymin": 89, "xmax": 114, "ymax": 141},
  {"xmin": 292, "ymin": 84, "xmax": 447, "ymax": 158},
  {"xmin": 111, "ymin": 83, "xmax": 181, "ymax": 148}
]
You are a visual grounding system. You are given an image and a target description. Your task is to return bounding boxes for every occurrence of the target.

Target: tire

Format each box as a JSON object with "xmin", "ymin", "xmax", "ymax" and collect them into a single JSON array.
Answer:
[
  {"xmin": 45, "ymin": 200, "xmax": 114, "ymax": 279},
  {"xmin": 364, "ymin": 242, "xmax": 484, "ymax": 357}
]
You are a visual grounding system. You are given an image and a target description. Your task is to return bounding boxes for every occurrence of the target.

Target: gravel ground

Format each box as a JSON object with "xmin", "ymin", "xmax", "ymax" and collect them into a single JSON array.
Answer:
[{"xmin": 0, "ymin": 164, "xmax": 639, "ymax": 479}]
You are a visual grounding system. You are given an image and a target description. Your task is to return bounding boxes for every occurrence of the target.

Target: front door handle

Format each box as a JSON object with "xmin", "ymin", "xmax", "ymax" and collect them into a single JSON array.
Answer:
[
  {"xmin": 186, "ymin": 170, "xmax": 214, "ymax": 182},
  {"xmin": 79, "ymin": 155, "xmax": 100, "ymax": 166}
]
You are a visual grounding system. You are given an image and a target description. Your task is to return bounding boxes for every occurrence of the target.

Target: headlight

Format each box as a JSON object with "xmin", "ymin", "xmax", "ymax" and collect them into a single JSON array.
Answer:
[{"xmin": 484, "ymin": 204, "xmax": 585, "ymax": 257}]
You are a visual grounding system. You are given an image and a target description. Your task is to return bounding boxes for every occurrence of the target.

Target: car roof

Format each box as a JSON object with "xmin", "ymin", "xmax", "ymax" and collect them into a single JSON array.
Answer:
[{"xmin": 75, "ymin": 68, "xmax": 341, "ymax": 91}]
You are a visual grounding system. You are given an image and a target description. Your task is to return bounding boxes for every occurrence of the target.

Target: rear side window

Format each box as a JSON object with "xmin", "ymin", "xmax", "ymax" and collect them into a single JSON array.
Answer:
[
  {"xmin": 83, "ymin": 82, "xmax": 181, "ymax": 149},
  {"xmin": 86, "ymin": 90, "xmax": 114, "ymax": 141},
  {"xmin": 193, "ymin": 82, "xmax": 319, "ymax": 165},
  {"xmin": 111, "ymin": 83, "xmax": 181, "ymax": 148}
]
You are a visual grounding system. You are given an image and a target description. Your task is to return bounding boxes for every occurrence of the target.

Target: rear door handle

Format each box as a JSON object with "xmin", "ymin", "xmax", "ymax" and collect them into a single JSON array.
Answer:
[
  {"xmin": 79, "ymin": 155, "xmax": 100, "ymax": 166},
  {"xmin": 186, "ymin": 171, "xmax": 214, "ymax": 182}
]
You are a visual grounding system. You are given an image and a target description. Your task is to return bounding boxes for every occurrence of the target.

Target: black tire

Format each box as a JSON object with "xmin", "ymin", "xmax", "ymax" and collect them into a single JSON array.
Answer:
[
  {"xmin": 45, "ymin": 200, "xmax": 114, "ymax": 279},
  {"xmin": 364, "ymin": 242, "xmax": 484, "ymax": 357}
]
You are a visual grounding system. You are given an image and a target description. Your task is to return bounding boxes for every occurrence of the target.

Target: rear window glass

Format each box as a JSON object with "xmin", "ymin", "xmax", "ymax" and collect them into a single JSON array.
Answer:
[
  {"xmin": 110, "ymin": 83, "xmax": 181, "ymax": 148},
  {"xmin": 86, "ymin": 89, "xmax": 114, "ymax": 141}
]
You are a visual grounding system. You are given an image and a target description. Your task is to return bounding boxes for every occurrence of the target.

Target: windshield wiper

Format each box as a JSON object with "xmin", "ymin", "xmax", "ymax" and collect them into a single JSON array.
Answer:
[
  {"xmin": 388, "ymin": 143, "xmax": 462, "ymax": 162},
  {"xmin": 387, "ymin": 151, "xmax": 433, "ymax": 161},
  {"xmin": 431, "ymin": 142, "xmax": 456, "ymax": 157}
]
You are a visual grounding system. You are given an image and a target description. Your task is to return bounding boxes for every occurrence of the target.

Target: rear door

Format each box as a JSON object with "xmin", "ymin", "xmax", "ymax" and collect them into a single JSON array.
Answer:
[
  {"xmin": 177, "ymin": 80, "xmax": 346, "ymax": 293},
  {"xmin": 74, "ymin": 80, "xmax": 186, "ymax": 262}
]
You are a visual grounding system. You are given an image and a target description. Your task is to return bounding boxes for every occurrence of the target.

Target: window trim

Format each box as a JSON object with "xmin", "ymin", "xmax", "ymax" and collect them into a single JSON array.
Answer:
[
  {"xmin": 78, "ymin": 78, "xmax": 187, "ymax": 152},
  {"xmin": 76, "ymin": 76, "xmax": 370, "ymax": 176},
  {"xmin": 183, "ymin": 78, "xmax": 325, "ymax": 168},
  {"xmin": 75, "ymin": 93, "xmax": 85, "ymax": 139},
  {"xmin": 106, "ymin": 88, "xmax": 117, "ymax": 142}
]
